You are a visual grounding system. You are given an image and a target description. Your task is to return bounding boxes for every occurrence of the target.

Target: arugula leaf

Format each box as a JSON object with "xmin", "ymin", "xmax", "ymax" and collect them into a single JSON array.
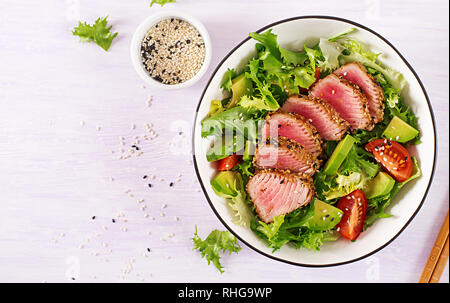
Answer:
[
  {"xmin": 192, "ymin": 226, "xmax": 241, "ymax": 273},
  {"xmin": 150, "ymin": 0, "xmax": 176, "ymax": 7},
  {"xmin": 73, "ymin": 16, "xmax": 118, "ymax": 51}
]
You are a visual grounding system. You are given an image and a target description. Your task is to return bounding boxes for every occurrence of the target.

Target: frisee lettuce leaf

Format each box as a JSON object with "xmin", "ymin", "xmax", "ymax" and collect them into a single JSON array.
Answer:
[
  {"xmin": 211, "ymin": 171, "xmax": 254, "ymax": 227},
  {"xmin": 250, "ymin": 211, "xmax": 340, "ymax": 252},
  {"xmin": 192, "ymin": 226, "xmax": 241, "ymax": 274},
  {"xmin": 323, "ymin": 172, "xmax": 369, "ymax": 200},
  {"xmin": 221, "ymin": 68, "xmax": 237, "ymax": 92},
  {"xmin": 150, "ymin": 0, "xmax": 176, "ymax": 7},
  {"xmin": 340, "ymin": 146, "xmax": 379, "ymax": 178},
  {"xmin": 72, "ymin": 16, "xmax": 118, "ymax": 51},
  {"xmin": 317, "ymin": 38, "xmax": 344, "ymax": 71}
]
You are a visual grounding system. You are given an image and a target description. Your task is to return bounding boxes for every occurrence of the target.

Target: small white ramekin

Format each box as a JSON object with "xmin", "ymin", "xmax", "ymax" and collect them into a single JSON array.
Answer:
[{"xmin": 130, "ymin": 10, "xmax": 212, "ymax": 90}]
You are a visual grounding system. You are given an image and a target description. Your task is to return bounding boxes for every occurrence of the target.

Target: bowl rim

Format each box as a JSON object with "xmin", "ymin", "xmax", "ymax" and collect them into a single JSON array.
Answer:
[
  {"xmin": 130, "ymin": 10, "xmax": 212, "ymax": 90},
  {"xmin": 192, "ymin": 15, "xmax": 437, "ymax": 267}
]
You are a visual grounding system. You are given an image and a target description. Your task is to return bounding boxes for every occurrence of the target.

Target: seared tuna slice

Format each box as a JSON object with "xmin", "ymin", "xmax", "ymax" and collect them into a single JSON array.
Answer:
[
  {"xmin": 254, "ymin": 137, "xmax": 320, "ymax": 176},
  {"xmin": 261, "ymin": 111, "xmax": 323, "ymax": 157},
  {"xmin": 310, "ymin": 74, "xmax": 374, "ymax": 130},
  {"xmin": 246, "ymin": 169, "xmax": 315, "ymax": 223},
  {"xmin": 281, "ymin": 95, "xmax": 350, "ymax": 141},
  {"xmin": 334, "ymin": 62, "xmax": 385, "ymax": 123}
]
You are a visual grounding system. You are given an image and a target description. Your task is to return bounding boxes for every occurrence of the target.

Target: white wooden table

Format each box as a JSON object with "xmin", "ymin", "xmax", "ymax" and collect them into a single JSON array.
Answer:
[{"xmin": 0, "ymin": 0, "xmax": 448, "ymax": 283}]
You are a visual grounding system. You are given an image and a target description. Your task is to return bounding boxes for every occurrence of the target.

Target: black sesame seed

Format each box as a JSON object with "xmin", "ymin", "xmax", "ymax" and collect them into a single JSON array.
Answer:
[
  {"xmin": 169, "ymin": 182, "xmax": 174, "ymax": 187},
  {"xmin": 92, "ymin": 216, "xmax": 96, "ymax": 220},
  {"xmin": 147, "ymin": 248, "xmax": 151, "ymax": 252},
  {"xmin": 280, "ymin": 180, "xmax": 284, "ymax": 184},
  {"xmin": 148, "ymin": 184, "xmax": 152, "ymax": 188},
  {"xmin": 112, "ymin": 219, "xmax": 116, "ymax": 223}
]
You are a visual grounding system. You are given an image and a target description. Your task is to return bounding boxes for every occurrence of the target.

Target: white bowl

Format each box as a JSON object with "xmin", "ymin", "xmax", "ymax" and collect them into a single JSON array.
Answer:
[
  {"xmin": 130, "ymin": 10, "xmax": 212, "ymax": 90},
  {"xmin": 192, "ymin": 16, "xmax": 436, "ymax": 267}
]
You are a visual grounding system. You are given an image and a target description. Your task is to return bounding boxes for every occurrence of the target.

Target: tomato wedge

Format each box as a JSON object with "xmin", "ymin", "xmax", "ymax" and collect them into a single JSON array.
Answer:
[
  {"xmin": 365, "ymin": 139, "xmax": 412, "ymax": 182},
  {"xmin": 217, "ymin": 154, "xmax": 240, "ymax": 171},
  {"xmin": 336, "ymin": 189, "xmax": 367, "ymax": 240}
]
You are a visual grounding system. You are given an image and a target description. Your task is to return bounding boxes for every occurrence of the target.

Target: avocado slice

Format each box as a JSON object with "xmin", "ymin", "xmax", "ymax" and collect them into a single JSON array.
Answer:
[
  {"xmin": 382, "ymin": 116, "xmax": 419, "ymax": 143},
  {"xmin": 299, "ymin": 199, "xmax": 343, "ymax": 231},
  {"xmin": 364, "ymin": 171, "xmax": 395, "ymax": 199},
  {"xmin": 206, "ymin": 134, "xmax": 245, "ymax": 162},
  {"xmin": 243, "ymin": 140, "xmax": 255, "ymax": 161},
  {"xmin": 210, "ymin": 171, "xmax": 239, "ymax": 198},
  {"xmin": 226, "ymin": 73, "xmax": 252, "ymax": 109},
  {"xmin": 323, "ymin": 134, "xmax": 356, "ymax": 176}
]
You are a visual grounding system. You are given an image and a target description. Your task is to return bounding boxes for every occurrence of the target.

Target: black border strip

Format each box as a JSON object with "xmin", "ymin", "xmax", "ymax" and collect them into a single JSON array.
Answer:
[{"xmin": 192, "ymin": 15, "xmax": 437, "ymax": 267}]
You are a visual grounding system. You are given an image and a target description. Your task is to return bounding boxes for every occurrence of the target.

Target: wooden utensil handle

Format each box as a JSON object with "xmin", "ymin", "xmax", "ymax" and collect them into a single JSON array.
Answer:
[{"xmin": 419, "ymin": 212, "xmax": 449, "ymax": 283}]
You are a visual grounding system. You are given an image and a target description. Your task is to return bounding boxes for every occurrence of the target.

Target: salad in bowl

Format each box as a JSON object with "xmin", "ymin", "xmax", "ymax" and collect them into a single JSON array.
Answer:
[{"xmin": 196, "ymin": 20, "xmax": 432, "ymax": 265}]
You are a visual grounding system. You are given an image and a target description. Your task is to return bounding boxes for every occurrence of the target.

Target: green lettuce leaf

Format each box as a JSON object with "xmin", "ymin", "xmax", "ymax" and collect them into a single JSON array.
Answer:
[
  {"xmin": 317, "ymin": 38, "xmax": 344, "ymax": 71},
  {"xmin": 221, "ymin": 68, "xmax": 237, "ymax": 92},
  {"xmin": 324, "ymin": 172, "xmax": 369, "ymax": 200},
  {"xmin": 339, "ymin": 38, "xmax": 406, "ymax": 92},
  {"xmin": 340, "ymin": 146, "xmax": 380, "ymax": 178},
  {"xmin": 201, "ymin": 106, "xmax": 264, "ymax": 139},
  {"xmin": 211, "ymin": 171, "xmax": 254, "ymax": 227},
  {"xmin": 150, "ymin": 0, "xmax": 176, "ymax": 7},
  {"xmin": 73, "ymin": 16, "xmax": 118, "ymax": 51},
  {"xmin": 207, "ymin": 100, "xmax": 225, "ymax": 118},
  {"xmin": 192, "ymin": 226, "xmax": 241, "ymax": 273}
]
